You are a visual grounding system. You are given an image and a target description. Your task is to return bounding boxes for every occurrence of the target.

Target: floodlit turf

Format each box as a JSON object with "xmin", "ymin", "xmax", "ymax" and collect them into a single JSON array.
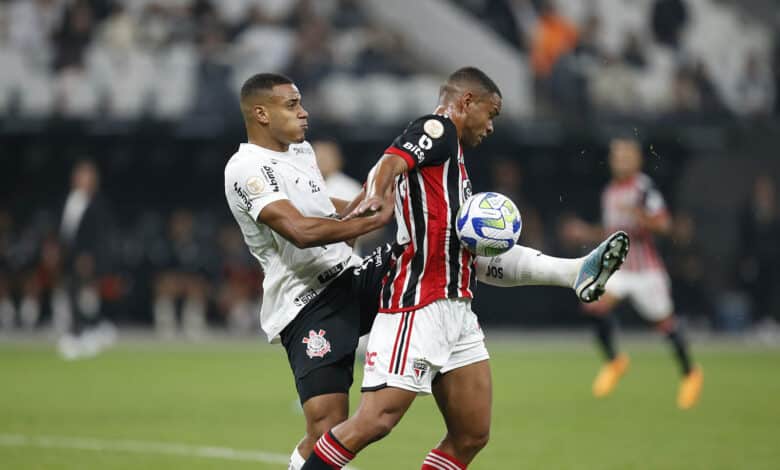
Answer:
[{"xmin": 1, "ymin": 335, "xmax": 778, "ymax": 469}]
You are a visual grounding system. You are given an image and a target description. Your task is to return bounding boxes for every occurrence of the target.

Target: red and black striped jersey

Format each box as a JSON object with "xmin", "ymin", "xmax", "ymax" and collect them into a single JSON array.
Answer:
[
  {"xmin": 379, "ymin": 114, "xmax": 475, "ymax": 313},
  {"xmin": 602, "ymin": 173, "xmax": 667, "ymax": 272}
]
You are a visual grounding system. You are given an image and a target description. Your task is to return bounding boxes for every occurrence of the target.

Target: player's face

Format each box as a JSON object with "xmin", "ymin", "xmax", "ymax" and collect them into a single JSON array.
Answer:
[
  {"xmin": 266, "ymin": 84, "xmax": 309, "ymax": 145},
  {"xmin": 609, "ymin": 140, "xmax": 642, "ymax": 180},
  {"xmin": 462, "ymin": 92, "xmax": 502, "ymax": 148}
]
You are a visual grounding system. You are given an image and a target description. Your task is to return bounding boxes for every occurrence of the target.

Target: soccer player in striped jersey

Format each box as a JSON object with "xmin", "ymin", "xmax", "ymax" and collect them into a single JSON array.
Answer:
[
  {"xmin": 300, "ymin": 68, "xmax": 629, "ymax": 470},
  {"xmin": 562, "ymin": 137, "xmax": 703, "ymax": 409}
]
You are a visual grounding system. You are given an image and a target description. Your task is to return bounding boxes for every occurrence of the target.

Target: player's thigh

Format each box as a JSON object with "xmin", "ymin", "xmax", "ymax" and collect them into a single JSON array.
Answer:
[
  {"xmin": 628, "ymin": 270, "xmax": 673, "ymax": 322},
  {"xmin": 432, "ymin": 359, "xmax": 492, "ymax": 441}
]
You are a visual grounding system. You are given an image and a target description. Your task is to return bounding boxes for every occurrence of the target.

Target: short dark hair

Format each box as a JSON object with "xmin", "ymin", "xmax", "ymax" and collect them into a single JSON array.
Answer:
[
  {"xmin": 441, "ymin": 67, "xmax": 502, "ymax": 99},
  {"xmin": 240, "ymin": 73, "xmax": 294, "ymax": 100}
]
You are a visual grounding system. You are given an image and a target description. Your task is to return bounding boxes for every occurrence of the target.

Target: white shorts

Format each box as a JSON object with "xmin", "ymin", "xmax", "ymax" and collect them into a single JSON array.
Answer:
[
  {"xmin": 361, "ymin": 299, "xmax": 489, "ymax": 395},
  {"xmin": 606, "ymin": 269, "xmax": 673, "ymax": 322}
]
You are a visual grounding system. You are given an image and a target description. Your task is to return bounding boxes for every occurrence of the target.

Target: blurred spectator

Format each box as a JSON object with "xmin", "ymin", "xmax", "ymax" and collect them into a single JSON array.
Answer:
[
  {"xmin": 737, "ymin": 175, "xmax": 780, "ymax": 325},
  {"xmin": 7, "ymin": 0, "xmax": 63, "ymax": 64},
  {"xmin": 670, "ymin": 61, "xmax": 723, "ymax": 116},
  {"xmin": 530, "ymin": 0, "xmax": 578, "ymax": 78},
  {"xmin": 57, "ymin": 160, "xmax": 116, "ymax": 359},
  {"xmin": 0, "ymin": 211, "xmax": 16, "ymax": 330},
  {"xmin": 621, "ymin": 32, "xmax": 647, "ymax": 69},
  {"xmin": 52, "ymin": 0, "xmax": 94, "ymax": 71},
  {"xmin": 152, "ymin": 209, "xmax": 213, "ymax": 339},
  {"xmin": 313, "ymin": 140, "xmax": 386, "ymax": 254},
  {"xmin": 313, "ymin": 140, "xmax": 363, "ymax": 201},
  {"xmin": 216, "ymin": 224, "xmax": 261, "ymax": 334},
  {"xmin": 734, "ymin": 52, "xmax": 774, "ymax": 118},
  {"xmin": 287, "ymin": 15, "xmax": 333, "ymax": 91},
  {"xmin": 666, "ymin": 211, "xmax": 709, "ymax": 318},
  {"xmin": 651, "ymin": 0, "xmax": 688, "ymax": 50},
  {"xmin": 491, "ymin": 159, "xmax": 546, "ymax": 250}
]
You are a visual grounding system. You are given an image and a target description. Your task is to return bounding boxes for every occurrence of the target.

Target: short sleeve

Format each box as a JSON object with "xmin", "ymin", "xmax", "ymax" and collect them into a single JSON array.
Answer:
[
  {"xmin": 226, "ymin": 162, "xmax": 288, "ymax": 221},
  {"xmin": 384, "ymin": 115, "xmax": 458, "ymax": 169},
  {"xmin": 644, "ymin": 186, "xmax": 666, "ymax": 216}
]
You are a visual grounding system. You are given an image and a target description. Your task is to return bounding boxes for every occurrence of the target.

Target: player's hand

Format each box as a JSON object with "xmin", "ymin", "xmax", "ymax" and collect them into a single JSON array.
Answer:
[{"xmin": 345, "ymin": 195, "xmax": 385, "ymax": 220}]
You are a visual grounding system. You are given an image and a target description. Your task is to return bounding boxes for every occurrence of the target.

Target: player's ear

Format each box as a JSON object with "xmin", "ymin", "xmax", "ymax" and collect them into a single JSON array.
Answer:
[{"xmin": 254, "ymin": 104, "xmax": 271, "ymax": 125}]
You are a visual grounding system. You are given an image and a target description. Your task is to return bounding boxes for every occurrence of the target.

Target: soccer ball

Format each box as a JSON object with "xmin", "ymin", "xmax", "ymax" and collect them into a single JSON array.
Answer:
[{"xmin": 456, "ymin": 192, "xmax": 522, "ymax": 257}]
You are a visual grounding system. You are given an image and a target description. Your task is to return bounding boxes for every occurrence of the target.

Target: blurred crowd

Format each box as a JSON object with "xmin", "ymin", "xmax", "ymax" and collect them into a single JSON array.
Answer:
[
  {"xmin": 1, "ymin": 0, "xmax": 777, "ymax": 121},
  {"xmin": 454, "ymin": 0, "xmax": 778, "ymax": 118},
  {"xmin": 0, "ymin": 0, "xmax": 418, "ymax": 121}
]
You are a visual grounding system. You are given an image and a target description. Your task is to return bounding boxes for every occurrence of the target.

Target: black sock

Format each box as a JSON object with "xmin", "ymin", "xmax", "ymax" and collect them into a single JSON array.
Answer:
[
  {"xmin": 592, "ymin": 315, "xmax": 617, "ymax": 361},
  {"xmin": 300, "ymin": 452, "xmax": 333, "ymax": 470},
  {"xmin": 666, "ymin": 324, "xmax": 693, "ymax": 376}
]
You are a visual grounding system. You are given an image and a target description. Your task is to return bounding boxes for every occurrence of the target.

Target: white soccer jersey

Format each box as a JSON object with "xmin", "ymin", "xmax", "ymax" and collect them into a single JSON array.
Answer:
[{"xmin": 224, "ymin": 142, "xmax": 361, "ymax": 342}]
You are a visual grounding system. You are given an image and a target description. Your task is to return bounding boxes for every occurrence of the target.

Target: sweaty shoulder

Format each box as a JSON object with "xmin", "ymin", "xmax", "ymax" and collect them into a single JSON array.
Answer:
[{"xmin": 385, "ymin": 114, "xmax": 458, "ymax": 169}]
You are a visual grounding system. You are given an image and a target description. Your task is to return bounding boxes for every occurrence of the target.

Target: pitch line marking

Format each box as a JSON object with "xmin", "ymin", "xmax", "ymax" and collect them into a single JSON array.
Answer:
[{"xmin": 0, "ymin": 433, "xmax": 361, "ymax": 469}]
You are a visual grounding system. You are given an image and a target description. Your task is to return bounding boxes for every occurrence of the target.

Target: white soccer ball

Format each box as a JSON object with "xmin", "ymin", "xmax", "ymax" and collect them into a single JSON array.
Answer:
[{"xmin": 456, "ymin": 192, "xmax": 522, "ymax": 257}]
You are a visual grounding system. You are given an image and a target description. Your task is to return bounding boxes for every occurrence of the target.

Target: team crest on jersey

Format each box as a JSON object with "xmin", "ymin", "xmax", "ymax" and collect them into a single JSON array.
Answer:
[
  {"xmin": 423, "ymin": 119, "xmax": 444, "ymax": 139},
  {"xmin": 246, "ymin": 176, "xmax": 265, "ymax": 194},
  {"xmin": 412, "ymin": 358, "xmax": 430, "ymax": 384},
  {"xmin": 302, "ymin": 329, "xmax": 331, "ymax": 359}
]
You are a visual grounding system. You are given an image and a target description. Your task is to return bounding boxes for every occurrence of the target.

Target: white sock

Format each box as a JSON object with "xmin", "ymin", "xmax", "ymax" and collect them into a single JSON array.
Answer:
[
  {"xmin": 182, "ymin": 297, "xmax": 206, "ymax": 338},
  {"xmin": 19, "ymin": 297, "xmax": 41, "ymax": 329},
  {"xmin": 288, "ymin": 446, "xmax": 306, "ymax": 470},
  {"xmin": 153, "ymin": 297, "xmax": 176, "ymax": 336},
  {"xmin": 475, "ymin": 245, "xmax": 582, "ymax": 289}
]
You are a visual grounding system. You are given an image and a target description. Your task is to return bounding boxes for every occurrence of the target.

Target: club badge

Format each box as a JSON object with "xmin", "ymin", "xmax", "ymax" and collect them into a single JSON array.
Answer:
[{"xmin": 302, "ymin": 329, "xmax": 331, "ymax": 359}]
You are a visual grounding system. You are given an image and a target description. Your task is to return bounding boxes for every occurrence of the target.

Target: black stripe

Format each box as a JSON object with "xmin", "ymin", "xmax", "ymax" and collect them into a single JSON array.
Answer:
[
  {"xmin": 380, "ymin": 255, "xmax": 397, "ymax": 310},
  {"xmin": 402, "ymin": 173, "xmax": 427, "ymax": 308},
  {"xmin": 446, "ymin": 159, "xmax": 462, "ymax": 297},
  {"xmin": 393, "ymin": 313, "xmax": 410, "ymax": 374}
]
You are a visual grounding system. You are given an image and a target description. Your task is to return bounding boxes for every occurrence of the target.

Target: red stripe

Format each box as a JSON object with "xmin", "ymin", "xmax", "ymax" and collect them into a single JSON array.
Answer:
[
  {"xmin": 399, "ymin": 311, "xmax": 415, "ymax": 375},
  {"xmin": 421, "ymin": 165, "xmax": 448, "ymax": 301},
  {"xmin": 324, "ymin": 432, "xmax": 354, "ymax": 460},
  {"xmin": 429, "ymin": 449, "xmax": 466, "ymax": 469},
  {"xmin": 388, "ymin": 313, "xmax": 406, "ymax": 373},
  {"xmin": 390, "ymin": 186, "xmax": 414, "ymax": 308},
  {"xmin": 313, "ymin": 444, "xmax": 341, "ymax": 469},
  {"xmin": 385, "ymin": 146, "xmax": 416, "ymax": 170}
]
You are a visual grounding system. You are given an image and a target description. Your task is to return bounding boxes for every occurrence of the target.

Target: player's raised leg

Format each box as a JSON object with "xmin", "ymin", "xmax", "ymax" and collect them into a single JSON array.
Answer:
[
  {"xmin": 475, "ymin": 231, "xmax": 629, "ymax": 303},
  {"xmin": 427, "ymin": 360, "xmax": 492, "ymax": 468}
]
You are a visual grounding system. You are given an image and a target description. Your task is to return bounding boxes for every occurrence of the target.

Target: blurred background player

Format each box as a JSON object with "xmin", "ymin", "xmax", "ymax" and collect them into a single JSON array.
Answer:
[
  {"xmin": 57, "ymin": 160, "xmax": 116, "ymax": 360},
  {"xmin": 561, "ymin": 137, "xmax": 703, "ymax": 409},
  {"xmin": 313, "ymin": 139, "xmax": 387, "ymax": 256},
  {"xmin": 151, "ymin": 208, "xmax": 213, "ymax": 339}
]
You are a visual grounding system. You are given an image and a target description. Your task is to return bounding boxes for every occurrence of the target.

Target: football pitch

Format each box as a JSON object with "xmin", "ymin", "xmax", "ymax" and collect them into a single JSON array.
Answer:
[{"xmin": 1, "ymin": 334, "xmax": 778, "ymax": 469}]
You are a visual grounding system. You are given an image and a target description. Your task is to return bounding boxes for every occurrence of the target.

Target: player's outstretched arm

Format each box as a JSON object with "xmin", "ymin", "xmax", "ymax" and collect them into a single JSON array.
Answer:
[{"xmin": 258, "ymin": 198, "xmax": 391, "ymax": 249}]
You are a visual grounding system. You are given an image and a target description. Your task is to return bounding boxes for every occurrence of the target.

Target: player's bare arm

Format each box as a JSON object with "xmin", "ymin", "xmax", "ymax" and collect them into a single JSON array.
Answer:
[
  {"xmin": 346, "ymin": 154, "xmax": 407, "ymax": 219},
  {"xmin": 259, "ymin": 198, "xmax": 391, "ymax": 249}
]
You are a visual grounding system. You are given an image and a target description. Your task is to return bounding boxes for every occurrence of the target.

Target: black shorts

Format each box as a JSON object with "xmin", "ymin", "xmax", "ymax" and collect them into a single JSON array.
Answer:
[{"xmin": 279, "ymin": 244, "xmax": 393, "ymax": 404}]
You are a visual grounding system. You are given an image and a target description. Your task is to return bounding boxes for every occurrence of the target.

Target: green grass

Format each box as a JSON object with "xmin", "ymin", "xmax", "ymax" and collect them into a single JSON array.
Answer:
[{"xmin": 1, "ymin": 336, "xmax": 778, "ymax": 469}]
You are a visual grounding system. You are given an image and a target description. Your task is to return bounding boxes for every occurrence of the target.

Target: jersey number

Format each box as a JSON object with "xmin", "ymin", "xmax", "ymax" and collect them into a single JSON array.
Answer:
[{"xmin": 418, "ymin": 135, "xmax": 433, "ymax": 150}]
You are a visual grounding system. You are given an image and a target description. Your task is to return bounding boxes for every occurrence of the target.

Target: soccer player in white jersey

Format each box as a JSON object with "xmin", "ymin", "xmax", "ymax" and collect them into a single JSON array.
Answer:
[
  {"xmin": 224, "ymin": 73, "xmax": 397, "ymax": 468},
  {"xmin": 301, "ymin": 68, "xmax": 630, "ymax": 470},
  {"xmin": 562, "ymin": 137, "xmax": 703, "ymax": 409}
]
